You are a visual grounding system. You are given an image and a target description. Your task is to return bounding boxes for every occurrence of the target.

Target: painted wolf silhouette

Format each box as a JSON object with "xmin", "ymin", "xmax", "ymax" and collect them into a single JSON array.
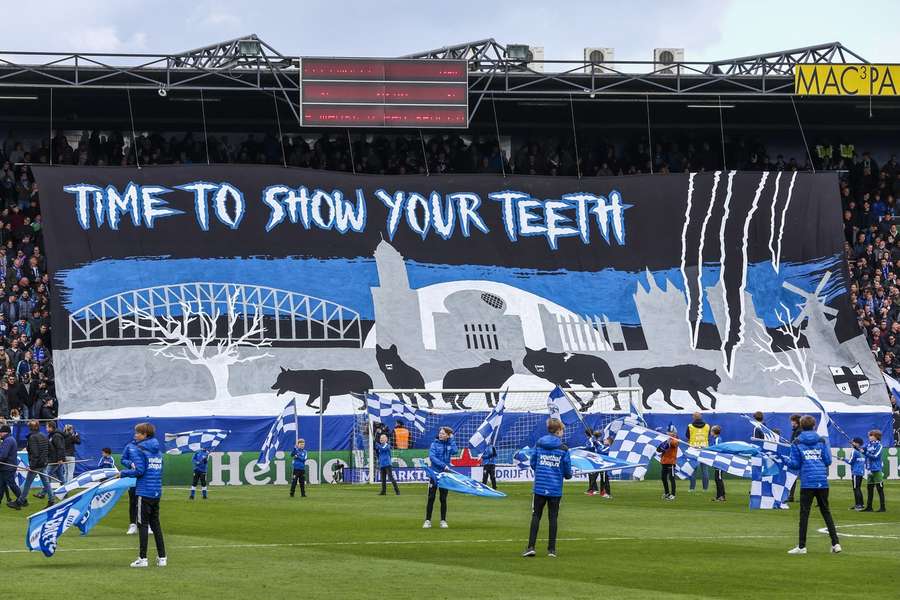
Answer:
[
  {"xmin": 523, "ymin": 347, "xmax": 621, "ymax": 411},
  {"xmin": 441, "ymin": 358, "xmax": 514, "ymax": 410},
  {"xmin": 375, "ymin": 344, "xmax": 436, "ymax": 409},
  {"xmin": 271, "ymin": 367, "xmax": 372, "ymax": 412},
  {"xmin": 618, "ymin": 365, "xmax": 720, "ymax": 411}
]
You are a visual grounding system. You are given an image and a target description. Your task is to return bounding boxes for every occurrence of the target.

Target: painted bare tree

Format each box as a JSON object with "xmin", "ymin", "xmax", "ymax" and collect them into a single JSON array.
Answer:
[
  {"xmin": 122, "ymin": 290, "xmax": 272, "ymax": 399},
  {"xmin": 750, "ymin": 302, "xmax": 817, "ymax": 398}
]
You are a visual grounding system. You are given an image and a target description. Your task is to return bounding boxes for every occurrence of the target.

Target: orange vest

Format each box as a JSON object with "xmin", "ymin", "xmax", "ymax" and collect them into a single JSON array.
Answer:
[
  {"xmin": 394, "ymin": 427, "xmax": 409, "ymax": 449},
  {"xmin": 660, "ymin": 436, "xmax": 679, "ymax": 465}
]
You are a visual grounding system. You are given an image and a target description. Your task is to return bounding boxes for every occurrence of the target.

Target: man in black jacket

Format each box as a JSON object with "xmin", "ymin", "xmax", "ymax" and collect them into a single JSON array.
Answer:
[
  {"xmin": 10, "ymin": 420, "xmax": 53, "ymax": 509},
  {"xmin": 44, "ymin": 420, "xmax": 66, "ymax": 489}
]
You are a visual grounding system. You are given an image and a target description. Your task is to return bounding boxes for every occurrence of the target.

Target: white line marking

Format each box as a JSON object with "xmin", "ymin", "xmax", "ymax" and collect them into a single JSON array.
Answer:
[
  {"xmin": 0, "ymin": 534, "xmax": 794, "ymax": 555},
  {"xmin": 693, "ymin": 170, "xmax": 721, "ymax": 349},
  {"xmin": 818, "ymin": 522, "xmax": 900, "ymax": 539},
  {"xmin": 681, "ymin": 172, "xmax": 697, "ymax": 348}
]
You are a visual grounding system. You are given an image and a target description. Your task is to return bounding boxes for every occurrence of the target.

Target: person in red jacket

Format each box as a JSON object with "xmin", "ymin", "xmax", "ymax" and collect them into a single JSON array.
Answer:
[{"xmin": 657, "ymin": 425, "xmax": 679, "ymax": 501}]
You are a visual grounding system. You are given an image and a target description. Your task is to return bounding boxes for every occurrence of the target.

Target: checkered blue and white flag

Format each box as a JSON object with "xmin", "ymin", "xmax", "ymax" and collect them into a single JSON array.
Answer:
[
  {"xmin": 366, "ymin": 393, "xmax": 429, "ymax": 432},
  {"xmin": 390, "ymin": 397, "xmax": 428, "ymax": 433},
  {"xmin": 749, "ymin": 446, "xmax": 798, "ymax": 510},
  {"xmin": 165, "ymin": 429, "xmax": 230, "ymax": 455},
  {"xmin": 52, "ymin": 468, "xmax": 120, "ymax": 499},
  {"xmin": 468, "ymin": 393, "xmax": 506, "ymax": 454},
  {"xmin": 547, "ymin": 386, "xmax": 580, "ymax": 427},
  {"xmin": 685, "ymin": 446, "xmax": 755, "ymax": 478},
  {"xmin": 608, "ymin": 422, "xmax": 672, "ymax": 466},
  {"xmin": 742, "ymin": 414, "xmax": 781, "ymax": 443},
  {"xmin": 258, "ymin": 399, "xmax": 298, "ymax": 465}
]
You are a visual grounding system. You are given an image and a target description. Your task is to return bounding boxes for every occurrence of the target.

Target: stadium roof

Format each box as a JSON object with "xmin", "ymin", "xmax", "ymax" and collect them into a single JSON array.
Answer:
[{"xmin": 0, "ymin": 37, "xmax": 873, "ymax": 127}]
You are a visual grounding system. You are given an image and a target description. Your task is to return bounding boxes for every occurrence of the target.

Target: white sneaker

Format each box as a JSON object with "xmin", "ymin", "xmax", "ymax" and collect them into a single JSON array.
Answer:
[
  {"xmin": 831, "ymin": 544, "xmax": 842, "ymax": 554},
  {"xmin": 130, "ymin": 557, "xmax": 148, "ymax": 568},
  {"xmin": 149, "ymin": 528, "xmax": 154, "ymax": 535},
  {"xmin": 439, "ymin": 520, "xmax": 448, "ymax": 529},
  {"xmin": 787, "ymin": 547, "xmax": 807, "ymax": 555},
  {"xmin": 422, "ymin": 520, "xmax": 432, "ymax": 529},
  {"xmin": 126, "ymin": 524, "xmax": 137, "ymax": 535},
  {"xmin": 157, "ymin": 557, "xmax": 168, "ymax": 567},
  {"xmin": 780, "ymin": 504, "xmax": 790, "ymax": 510}
]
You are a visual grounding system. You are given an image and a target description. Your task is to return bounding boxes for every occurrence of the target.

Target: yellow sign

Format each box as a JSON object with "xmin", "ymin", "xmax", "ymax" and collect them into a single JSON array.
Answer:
[{"xmin": 795, "ymin": 64, "xmax": 900, "ymax": 96}]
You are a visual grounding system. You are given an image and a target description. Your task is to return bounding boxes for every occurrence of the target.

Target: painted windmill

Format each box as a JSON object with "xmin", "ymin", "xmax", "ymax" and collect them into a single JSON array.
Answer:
[{"xmin": 781, "ymin": 270, "xmax": 839, "ymax": 328}]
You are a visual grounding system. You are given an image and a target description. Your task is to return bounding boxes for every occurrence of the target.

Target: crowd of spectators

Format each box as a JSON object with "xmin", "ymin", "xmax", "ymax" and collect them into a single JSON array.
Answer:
[
  {"xmin": 0, "ymin": 154, "xmax": 55, "ymax": 440},
  {"xmin": 3, "ymin": 129, "xmax": 821, "ymax": 176}
]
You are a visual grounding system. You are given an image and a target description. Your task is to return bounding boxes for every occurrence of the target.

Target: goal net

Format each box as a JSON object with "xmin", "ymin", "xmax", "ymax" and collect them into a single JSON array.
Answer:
[{"xmin": 348, "ymin": 387, "xmax": 640, "ymax": 484}]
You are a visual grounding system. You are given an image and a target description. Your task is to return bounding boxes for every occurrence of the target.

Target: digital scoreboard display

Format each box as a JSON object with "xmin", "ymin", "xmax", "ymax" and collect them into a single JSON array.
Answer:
[{"xmin": 300, "ymin": 58, "xmax": 468, "ymax": 128}]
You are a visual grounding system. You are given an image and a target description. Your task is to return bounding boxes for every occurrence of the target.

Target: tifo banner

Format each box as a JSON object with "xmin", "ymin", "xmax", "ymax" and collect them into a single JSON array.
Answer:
[{"xmin": 36, "ymin": 166, "xmax": 889, "ymax": 448}]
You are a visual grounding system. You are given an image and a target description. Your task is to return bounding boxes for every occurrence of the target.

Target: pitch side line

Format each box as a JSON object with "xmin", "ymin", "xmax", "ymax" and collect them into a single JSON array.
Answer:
[{"xmin": 0, "ymin": 533, "xmax": 793, "ymax": 555}]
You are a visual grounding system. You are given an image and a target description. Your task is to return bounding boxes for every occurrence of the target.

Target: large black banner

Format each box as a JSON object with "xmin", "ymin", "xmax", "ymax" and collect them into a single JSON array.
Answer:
[{"xmin": 34, "ymin": 166, "xmax": 883, "ymax": 422}]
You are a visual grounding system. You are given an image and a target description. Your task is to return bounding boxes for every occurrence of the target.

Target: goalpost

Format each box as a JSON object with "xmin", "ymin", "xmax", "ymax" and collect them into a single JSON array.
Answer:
[{"xmin": 350, "ymin": 386, "xmax": 641, "ymax": 484}]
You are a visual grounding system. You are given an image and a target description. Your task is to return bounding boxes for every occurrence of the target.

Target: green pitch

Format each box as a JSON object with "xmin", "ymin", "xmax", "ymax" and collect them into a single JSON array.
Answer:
[{"xmin": 2, "ymin": 481, "xmax": 900, "ymax": 599}]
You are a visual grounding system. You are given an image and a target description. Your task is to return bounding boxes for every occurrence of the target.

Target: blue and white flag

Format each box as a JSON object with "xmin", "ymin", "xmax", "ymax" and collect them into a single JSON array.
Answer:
[
  {"xmin": 52, "ymin": 468, "xmax": 119, "ymax": 499},
  {"xmin": 257, "ymin": 399, "xmax": 298, "ymax": 466},
  {"xmin": 685, "ymin": 446, "xmax": 754, "ymax": 478},
  {"xmin": 705, "ymin": 441, "xmax": 761, "ymax": 455},
  {"xmin": 885, "ymin": 372, "xmax": 900, "ymax": 402},
  {"xmin": 422, "ymin": 465, "xmax": 506, "ymax": 498},
  {"xmin": 547, "ymin": 386, "xmax": 580, "ymax": 427},
  {"xmin": 601, "ymin": 398, "xmax": 646, "ymax": 441},
  {"xmin": 742, "ymin": 414, "xmax": 781, "ymax": 443},
  {"xmin": 27, "ymin": 477, "xmax": 135, "ymax": 557},
  {"xmin": 15, "ymin": 451, "xmax": 28, "ymax": 490},
  {"xmin": 468, "ymin": 393, "xmax": 506, "ymax": 454},
  {"xmin": 165, "ymin": 429, "xmax": 230, "ymax": 455},
  {"xmin": 608, "ymin": 422, "xmax": 672, "ymax": 467},
  {"xmin": 366, "ymin": 393, "xmax": 428, "ymax": 432},
  {"xmin": 568, "ymin": 448, "xmax": 642, "ymax": 474},
  {"xmin": 749, "ymin": 451, "xmax": 798, "ymax": 510},
  {"xmin": 513, "ymin": 447, "xmax": 532, "ymax": 470},
  {"xmin": 76, "ymin": 477, "xmax": 133, "ymax": 534}
]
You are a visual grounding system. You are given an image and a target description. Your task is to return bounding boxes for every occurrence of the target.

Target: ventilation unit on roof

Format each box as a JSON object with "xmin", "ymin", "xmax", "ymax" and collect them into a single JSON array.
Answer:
[
  {"xmin": 584, "ymin": 48, "xmax": 615, "ymax": 74},
  {"xmin": 507, "ymin": 44, "xmax": 545, "ymax": 73},
  {"xmin": 653, "ymin": 48, "xmax": 684, "ymax": 75}
]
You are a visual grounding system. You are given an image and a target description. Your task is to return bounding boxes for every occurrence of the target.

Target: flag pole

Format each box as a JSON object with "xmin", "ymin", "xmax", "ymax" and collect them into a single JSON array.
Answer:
[
  {"xmin": 368, "ymin": 402, "xmax": 376, "ymax": 485},
  {"xmin": 0, "ymin": 461, "xmax": 64, "ymax": 485},
  {"xmin": 560, "ymin": 387, "xmax": 591, "ymax": 434},
  {"xmin": 293, "ymin": 395, "xmax": 299, "ymax": 445},
  {"xmin": 318, "ymin": 378, "xmax": 324, "ymax": 485}
]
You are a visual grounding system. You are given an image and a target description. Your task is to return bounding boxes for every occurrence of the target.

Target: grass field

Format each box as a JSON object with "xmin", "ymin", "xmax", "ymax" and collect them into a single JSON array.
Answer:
[{"xmin": 2, "ymin": 480, "xmax": 900, "ymax": 599}]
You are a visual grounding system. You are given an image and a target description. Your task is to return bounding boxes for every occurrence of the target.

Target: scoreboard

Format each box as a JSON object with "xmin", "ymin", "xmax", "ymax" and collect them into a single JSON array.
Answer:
[{"xmin": 300, "ymin": 58, "xmax": 468, "ymax": 128}]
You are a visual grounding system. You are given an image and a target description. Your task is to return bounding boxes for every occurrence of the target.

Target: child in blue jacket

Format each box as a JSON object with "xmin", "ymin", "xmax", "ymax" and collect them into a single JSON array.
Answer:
[
  {"xmin": 598, "ymin": 435, "xmax": 613, "ymax": 499},
  {"xmin": 290, "ymin": 439, "xmax": 308, "ymax": 498},
  {"xmin": 118, "ymin": 422, "xmax": 167, "ymax": 568},
  {"xmin": 376, "ymin": 433, "xmax": 399, "ymax": 496},
  {"xmin": 121, "ymin": 438, "xmax": 141, "ymax": 535},
  {"xmin": 481, "ymin": 443, "xmax": 498, "ymax": 490},
  {"xmin": 584, "ymin": 429, "xmax": 600, "ymax": 496},
  {"xmin": 423, "ymin": 426, "xmax": 458, "ymax": 529},
  {"xmin": 98, "ymin": 448, "xmax": 116, "ymax": 470},
  {"xmin": 190, "ymin": 448, "xmax": 209, "ymax": 500},
  {"xmin": 524, "ymin": 418, "xmax": 572, "ymax": 558},
  {"xmin": 786, "ymin": 415, "xmax": 840, "ymax": 554},
  {"xmin": 863, "ymin": 429, "xmax": 885, "ymax": 512},
  {"xmin": 846, "ymin": 437, "xmax": 865, "ymax": 510},
  {"xmin": 710, "ymin": 425, "xmax": 726, "ymax": 502}
]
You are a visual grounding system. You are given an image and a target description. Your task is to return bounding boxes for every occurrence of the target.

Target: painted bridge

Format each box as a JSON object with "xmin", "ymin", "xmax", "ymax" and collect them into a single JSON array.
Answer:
[{"xmin": 67, "ymin": 282, "xmax": 362, "ymax": 348}]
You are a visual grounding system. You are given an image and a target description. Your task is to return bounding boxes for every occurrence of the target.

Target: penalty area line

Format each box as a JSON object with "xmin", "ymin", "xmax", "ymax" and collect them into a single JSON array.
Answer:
[
  {"xmin": 0, "ymin": 533, "xmax": 790, "ymax": 555},
  {"xmin": 817, "ymin": 522, "xmax": 900, "ymax": 539}
]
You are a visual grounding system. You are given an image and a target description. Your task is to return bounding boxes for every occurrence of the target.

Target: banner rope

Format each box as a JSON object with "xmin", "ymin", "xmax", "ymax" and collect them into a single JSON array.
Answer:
[
  {"xmin": 569, "ymin": 94, "xmax": 581, "ymax": 179},
  {"xmin": 790, "ymin": 95, "xmax": 816, "ymax": 173}
]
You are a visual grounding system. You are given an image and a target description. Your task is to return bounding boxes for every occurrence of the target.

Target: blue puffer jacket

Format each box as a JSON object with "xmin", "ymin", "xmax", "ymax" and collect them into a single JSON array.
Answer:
[
  {"xmin": 788, "ymin": 431, "xmax": 831, "ymax": 489},
  {"xmin": 192, "ymin": 449, "xmax": 209, "ymax": 473},
  {"xmin": 428, "ymin": 437, "xmax": 458, "ymax": 473},
  {"xmin": 376, "ymin": 442, "xmax": 393, "ymax": 468},
  {"xmin": 864, "ymin": 440, "xmax": 884, "ymax": 472},
  {"xmin": 0, "ymin": 435, "xmax": 17, "ymax": 471},
  {"xmin": 291, "ymin": 448, "xmax": 308, "ymax": 470},
  {"xmin": 530, "ymin": 434, "xmax": 573, "ymax": 497},
  {"xmin": 119, "ymin": 437, "xmax": 163, "ymax": 499},
  {"xmin": 482, "ymin": 445, "xmax": 497, "ymax": 466},
  {"xmin": 120, "ymin": 440, "xmax": 139, "ymax": 470},
  {"xmin": 848, "ymin": 448, "xmax": 865, "ymax": 477}
]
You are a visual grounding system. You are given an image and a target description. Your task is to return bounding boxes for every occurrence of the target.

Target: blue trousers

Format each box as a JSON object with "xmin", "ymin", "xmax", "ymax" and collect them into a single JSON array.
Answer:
[
  {"xmin": 688, "ymin": 463, "xmax": 709, "ymax": 490},
  {"xmin": 17, "ymin": 467, "xmax": 52, "ymax": 502}
]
